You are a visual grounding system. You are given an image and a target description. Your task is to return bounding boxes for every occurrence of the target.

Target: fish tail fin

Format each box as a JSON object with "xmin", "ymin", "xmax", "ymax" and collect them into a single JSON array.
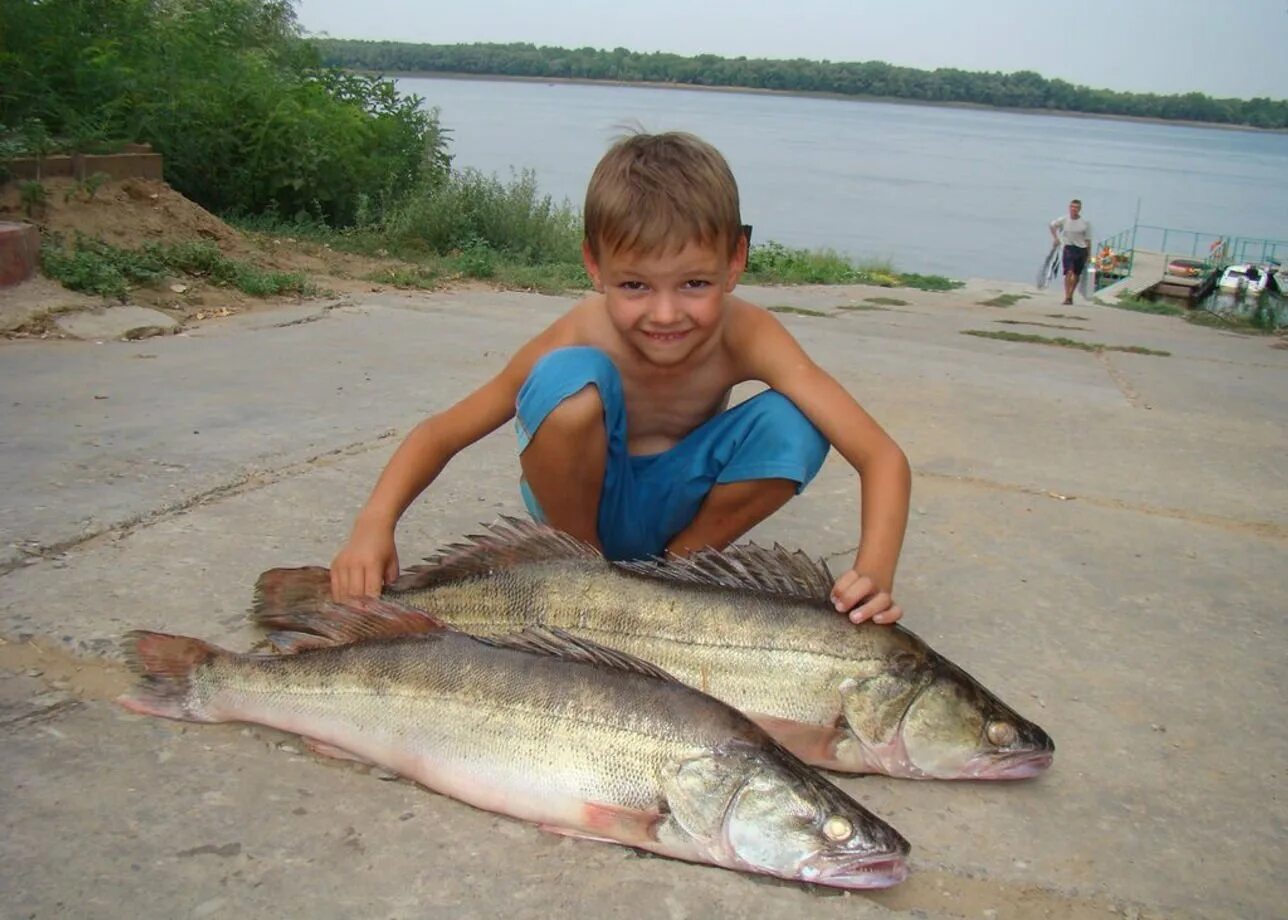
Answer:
[{"xmin": 117, "ymin": 630, "xmax": 223, "ymax": 722}]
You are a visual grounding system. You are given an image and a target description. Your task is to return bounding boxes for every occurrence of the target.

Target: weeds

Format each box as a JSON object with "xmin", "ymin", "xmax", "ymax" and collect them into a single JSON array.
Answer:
[
  {"xmin": 768, "ymin": 305, "xmax": 831, "ymax": 317},
  {"xmin": 40, "ymin": 234, "xmax": 313, "ymax": 300},
  {"xmin": 383, "ymin": 169, "xmax": 582, "ymax": 264},
  {"xmin": 896, "ymin": 272, "xmax": 963, "ymax": 292},
  {"xmin": 744, "ymin": 241, "xmax": 959, "ymax": 290},
  {"xmin": 862, "ymin": 296, "xmax": 909, "ymax": 306},
  {"xmin": 977, "ymin": 293, "xmax": 1029, "ymax": 307},
  {"xmin": 19, "ymin": 181, "xmax": 48, "ymax": 217},
  {"xmin": 962, "ymin": 329, "xmax": 1170, "ymax": 356},
  {"xmin": 63, "ymin": 172, "xmax": 111, "ymax": 204},
  {"xmin": 1103, "ymin": 294, "xmax": 1183, "ymax": 316},
  {"xmin": 995, "ymin": 319, "xmax": 1086, "ymax": 330}
]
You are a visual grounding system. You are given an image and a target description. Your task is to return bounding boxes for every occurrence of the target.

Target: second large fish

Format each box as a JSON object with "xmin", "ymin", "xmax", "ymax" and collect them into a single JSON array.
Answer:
[
  {"xmin": 256, "ymin": 518, "xmax": 1054, "ymax": 781},
  {"xmin": 120, "ymin": 603, "xmax": 909, "ymax": 889}
]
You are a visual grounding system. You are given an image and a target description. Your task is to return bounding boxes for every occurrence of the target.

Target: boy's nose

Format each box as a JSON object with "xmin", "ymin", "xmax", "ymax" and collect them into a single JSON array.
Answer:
[{"xmin": 649, "ymin": 294, "xmax": 682, "ymax": 324}]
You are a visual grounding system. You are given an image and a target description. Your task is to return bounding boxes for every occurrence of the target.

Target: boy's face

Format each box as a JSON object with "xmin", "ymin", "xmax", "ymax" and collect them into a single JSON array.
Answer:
[{"xmin": 583, "ymin": 236, "xmax": 747, "ymax": 366}]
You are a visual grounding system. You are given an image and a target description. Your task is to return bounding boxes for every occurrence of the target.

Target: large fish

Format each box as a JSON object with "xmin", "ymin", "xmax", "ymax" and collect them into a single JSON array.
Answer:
[
  {"xmin": 255, "ymin": 519, "xmax": 1054, "ymax": 781},
  {"xmin": 118, "ymin": 602, "xmax": 910, "ymax": 889}
]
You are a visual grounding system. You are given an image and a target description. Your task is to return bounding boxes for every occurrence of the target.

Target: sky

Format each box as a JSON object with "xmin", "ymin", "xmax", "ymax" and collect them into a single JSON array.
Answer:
[{"xmin": 292, "ymin": 0, "xmax": 1288, "ymax": 100}]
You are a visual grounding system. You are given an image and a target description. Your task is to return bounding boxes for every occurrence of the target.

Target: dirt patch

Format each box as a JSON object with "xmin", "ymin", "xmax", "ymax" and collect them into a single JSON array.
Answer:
[{"xmin": 0, "ymin": 177, "xmax": 430, "ymax": 335}]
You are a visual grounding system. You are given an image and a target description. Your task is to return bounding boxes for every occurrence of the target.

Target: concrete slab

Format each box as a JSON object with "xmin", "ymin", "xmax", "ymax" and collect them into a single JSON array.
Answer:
[
  {"xmin": 2, "ymin": 281, "xmax": 1285, "ymax": 919},
  {"xmin": 52, "ymin": 304, "xmax": 180, "ymax": 340}
]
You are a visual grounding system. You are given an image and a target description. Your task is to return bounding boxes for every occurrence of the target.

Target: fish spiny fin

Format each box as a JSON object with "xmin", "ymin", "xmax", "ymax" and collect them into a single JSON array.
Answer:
[
  {"xmin": 389, "ymin": 516, "xmax": 602, "ymax": 591},
  {"xmin": 252, "ymin": 566, "xmax": 332, "ymax": 618},
  {"xmin": 614, "ymin": 542, "xmax": 835, "ymax": 602},
  {"xmin": 252, "ymin": 597, "xmax": 448, "ymax": 652},
  {"xmin": 477, "ymin": 627, "xmax": 677, "ymax": 683}
]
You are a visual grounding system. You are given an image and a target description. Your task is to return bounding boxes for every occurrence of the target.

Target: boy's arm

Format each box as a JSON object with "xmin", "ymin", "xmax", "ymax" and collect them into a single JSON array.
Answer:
[
  {"xmin": 731, "ymin": 307, "xmax": 911, "ymax": 623},
  {"xmin": 331, "ymin": 319, "xmax": 575, "ymax": 599}
]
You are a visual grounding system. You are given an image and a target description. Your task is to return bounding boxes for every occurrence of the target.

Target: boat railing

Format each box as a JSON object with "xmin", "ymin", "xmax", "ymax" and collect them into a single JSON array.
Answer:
[{"xmin": 1092, "ymin": 224, "xmax": 1288, "ymax": 290}]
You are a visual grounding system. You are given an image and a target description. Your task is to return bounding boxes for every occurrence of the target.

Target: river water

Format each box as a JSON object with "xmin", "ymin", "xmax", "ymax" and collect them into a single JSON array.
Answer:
[{"xmin": 397, "ymin": 75, "xmax": 1288, "ymax": 282}]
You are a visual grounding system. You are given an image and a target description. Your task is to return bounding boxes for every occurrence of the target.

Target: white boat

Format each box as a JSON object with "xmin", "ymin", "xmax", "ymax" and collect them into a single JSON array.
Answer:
[{"xmin": 1217, "ymin": 263, "xmax": 1273, "ymax": 295}]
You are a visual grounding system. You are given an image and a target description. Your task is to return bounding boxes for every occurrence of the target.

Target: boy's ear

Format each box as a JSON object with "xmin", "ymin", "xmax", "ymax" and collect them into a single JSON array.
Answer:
[
  {"xmin": 582, "ymin": 240, "xmax": 604, "ymax": 292},
  {"xmin": 725, "ymin": 231, "xmax": 748, "ymax": 291}
]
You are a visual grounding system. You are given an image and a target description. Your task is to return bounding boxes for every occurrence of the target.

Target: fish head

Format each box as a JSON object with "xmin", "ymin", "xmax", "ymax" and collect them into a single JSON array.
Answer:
[
  {"xmin": 665, "ymin": 741, "xmax": 909, "ymax": 889},
  {"xmin": 837, "ymin": 647, "xmax": 1054, "ymax": 780}
]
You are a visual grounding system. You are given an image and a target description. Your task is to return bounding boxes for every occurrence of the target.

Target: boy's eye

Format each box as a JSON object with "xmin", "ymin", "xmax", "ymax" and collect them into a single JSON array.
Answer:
[
  {"xmin": 683, "ymin": 279, "xmax": 712, "ymax": 289},
  {"xmin": 619, "ymin": 281, "xmax": 647, "ymax": 291}
]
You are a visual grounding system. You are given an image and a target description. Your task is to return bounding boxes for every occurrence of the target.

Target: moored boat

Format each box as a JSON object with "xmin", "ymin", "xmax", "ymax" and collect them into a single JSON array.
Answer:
[{"xmin": 1217, "ymin": 263, "xmax": 1274, "ymax": 295}]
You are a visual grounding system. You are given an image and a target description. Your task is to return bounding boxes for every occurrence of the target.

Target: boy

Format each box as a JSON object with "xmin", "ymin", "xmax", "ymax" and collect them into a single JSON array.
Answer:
[{"xmin": 332, "ymin": 131, "xmax": 911, "ymax": 625}]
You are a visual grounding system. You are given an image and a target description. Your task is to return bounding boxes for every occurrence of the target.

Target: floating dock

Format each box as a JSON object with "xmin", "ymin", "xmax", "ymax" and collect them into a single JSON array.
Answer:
[{"xmin": 1093, "ymin": 249, "xmax": 1215, "ymax": 304}]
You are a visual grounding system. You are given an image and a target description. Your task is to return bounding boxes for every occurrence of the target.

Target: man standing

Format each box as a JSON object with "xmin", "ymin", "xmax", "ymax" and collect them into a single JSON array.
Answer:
[{"xmin": 1049, "ymin": 199, "xmax": 1092, "ymax": 305}]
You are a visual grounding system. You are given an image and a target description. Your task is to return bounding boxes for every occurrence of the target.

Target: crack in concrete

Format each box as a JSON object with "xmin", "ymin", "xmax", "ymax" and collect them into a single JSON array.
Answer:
[
  {"xmin": 1095, "ymin": 351, "xmax": 1148, "ymax": 409},
  {"xmin": 1, "ymin": 698, "xmax": 84, "ymax": 729},
  {"xmin": 270, "ymin": 298, "xmax": 349, "ymax": 328},
  {"xmin": 915, "ymin": 471, "xmax": 1287, "ymax": 542},
  {"xmin": 0, "ymin": 431, "xmax": 398, "ymax": 577}
]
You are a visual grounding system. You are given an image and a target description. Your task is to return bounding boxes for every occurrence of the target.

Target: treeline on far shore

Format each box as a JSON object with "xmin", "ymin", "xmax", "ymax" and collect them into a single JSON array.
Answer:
[{"xmin": 313, "ymin": 39, "xmax": 1288, "ymax": 131}]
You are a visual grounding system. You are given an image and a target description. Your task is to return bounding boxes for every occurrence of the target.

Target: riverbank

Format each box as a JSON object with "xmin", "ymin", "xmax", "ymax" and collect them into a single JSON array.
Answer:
[{"xmin": 383, "ymin": 70, "xmax": 1288, "ymax": 135}]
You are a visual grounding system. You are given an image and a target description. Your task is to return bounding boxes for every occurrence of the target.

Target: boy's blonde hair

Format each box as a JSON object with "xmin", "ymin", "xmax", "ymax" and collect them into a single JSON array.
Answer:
[{"xmin": 584, "ymin": 131, "xmax": 742, "ymax": 259}]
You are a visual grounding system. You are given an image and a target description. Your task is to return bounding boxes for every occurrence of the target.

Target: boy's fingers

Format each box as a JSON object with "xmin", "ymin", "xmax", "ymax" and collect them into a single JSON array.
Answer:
[
  {"xmin": 872, "ymin": 604, "xmax": 903, "ymax": 625},
  {"xmin": 849, "ymin": 592, "xmax": 892, "ymax": 624},
  {"xmin": 362, "ymin": 567, "xmax": 384, "ymax": 598},
  {"xmin": 339, "ymin": 571, "xmax": 358, "ymax": 602},
  {"xmin": 832, "ymin": 574, "xmax": 875, "ymax": 612}
]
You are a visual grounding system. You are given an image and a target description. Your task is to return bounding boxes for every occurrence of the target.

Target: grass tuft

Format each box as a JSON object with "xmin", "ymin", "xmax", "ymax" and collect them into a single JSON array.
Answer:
[
  {"xmin": 977, "ymin": 293, "xmax": 1030, "ymax": 307},
  {"xmin": 962, "ymin": 329, "xmax": 1170, "ymax": 356}
]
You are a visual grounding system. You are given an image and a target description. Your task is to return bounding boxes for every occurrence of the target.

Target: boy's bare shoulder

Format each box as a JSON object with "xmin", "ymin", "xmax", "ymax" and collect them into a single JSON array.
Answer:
[
  {"xmin": 520, "ymin": 293, "xmax": 606, "ymax": 352},
  {"xmin": 722, "ymin": 294, "xmax": 795, "ymax": 347}
]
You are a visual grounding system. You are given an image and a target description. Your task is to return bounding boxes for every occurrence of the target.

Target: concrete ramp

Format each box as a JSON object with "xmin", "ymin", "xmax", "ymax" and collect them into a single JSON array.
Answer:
[{"xmin": 1096, "ymin": 248, "xmax": 1168, "ymax": 299}]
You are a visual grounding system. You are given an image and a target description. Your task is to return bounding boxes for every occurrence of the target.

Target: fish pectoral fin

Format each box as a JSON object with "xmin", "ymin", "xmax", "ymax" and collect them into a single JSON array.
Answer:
[
  {"xmin": 301, "ymin": 736, "xmax": 376, "ymax": 766},
  {"xmin": 570, "ymin": 802, "xmax": 663, "ymax": 847},
  {"xmin": 746, "ymin": 713, "xmax": 846, "ymax": 769},
  {"xmin": 536, "ymin": 824, "xmax": 619, "ymax": 846}
]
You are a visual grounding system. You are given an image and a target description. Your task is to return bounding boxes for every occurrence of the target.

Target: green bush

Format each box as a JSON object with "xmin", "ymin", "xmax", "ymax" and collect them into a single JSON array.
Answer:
[
  {"xmin": 383, "ymin": 168, "xmax": 582, "ymax": 263},
  {"xmin": 744, "ymin": 241, "xmax": 961, "ymax": 289},
  {"xmin": 0, "ymin": 0, "xmax": 448, "ymax": 226}
]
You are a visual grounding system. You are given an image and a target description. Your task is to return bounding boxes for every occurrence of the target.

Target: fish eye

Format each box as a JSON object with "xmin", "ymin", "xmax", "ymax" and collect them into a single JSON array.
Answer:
[
  {"xmin": 822, "ymin": 815, "xmax": 853, "ymax": 842},
  {"xmin": 987, "ymin": 720, "xmax": 1018, "ymax": 747}
]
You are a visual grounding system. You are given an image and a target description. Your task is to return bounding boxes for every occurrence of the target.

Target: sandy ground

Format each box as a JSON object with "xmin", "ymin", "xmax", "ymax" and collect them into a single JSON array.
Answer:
[{"xmin": 1, "ymin": 266, "xmax": 1285, "ymax": 919}]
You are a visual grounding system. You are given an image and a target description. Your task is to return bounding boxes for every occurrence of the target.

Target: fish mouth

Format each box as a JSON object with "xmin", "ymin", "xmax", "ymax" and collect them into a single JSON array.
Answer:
[
  {"xmin": 968, "ymin": 750, "xmax": 1054, "ymax": 780},
  {"xmin": 815, "ymin": 855, "xmax": 909, "ymax": 889}
]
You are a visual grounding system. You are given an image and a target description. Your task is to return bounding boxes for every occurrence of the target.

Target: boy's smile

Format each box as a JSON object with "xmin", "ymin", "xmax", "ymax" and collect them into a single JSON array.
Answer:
[{"xmin": 584, "ymin": 238, "xmax": 746, "ymax": 365}]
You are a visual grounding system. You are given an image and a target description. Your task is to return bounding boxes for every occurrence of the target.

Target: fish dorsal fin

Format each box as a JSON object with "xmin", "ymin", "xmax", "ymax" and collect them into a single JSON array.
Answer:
[
  {"xmin": 614, "ymin": 543, "xmax": 834, "ymax": 602},
  {"xmin": 389, "ymin": 516, "xmax": 601, "ymax": 592},
  {"xmin": 252, "ymin": 596, "xmax": 447, "ymax": 653},
  {"xmin": 476, "ymin": 627, "xmax": 677, "ymax": 683}
]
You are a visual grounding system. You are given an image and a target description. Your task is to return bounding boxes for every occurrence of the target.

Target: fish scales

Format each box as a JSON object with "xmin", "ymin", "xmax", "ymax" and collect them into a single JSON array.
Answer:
[
  {"xmin": 394, "ymin": 561, "xmax": 889, "ymax": 727},
  {"xmin": 199, "ymin": 634, "xmax": 745, "ymax": 815}
]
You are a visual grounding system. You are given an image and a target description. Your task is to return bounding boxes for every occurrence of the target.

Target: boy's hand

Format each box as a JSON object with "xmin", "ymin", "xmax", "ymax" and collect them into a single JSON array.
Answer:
[
  {"xmin": 830, "ymin": 569, "xmax": 902, "ymax": 625},
  {"xmin": 330, "ymin": 523, "xmax": 400, "ymax": 601}
]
